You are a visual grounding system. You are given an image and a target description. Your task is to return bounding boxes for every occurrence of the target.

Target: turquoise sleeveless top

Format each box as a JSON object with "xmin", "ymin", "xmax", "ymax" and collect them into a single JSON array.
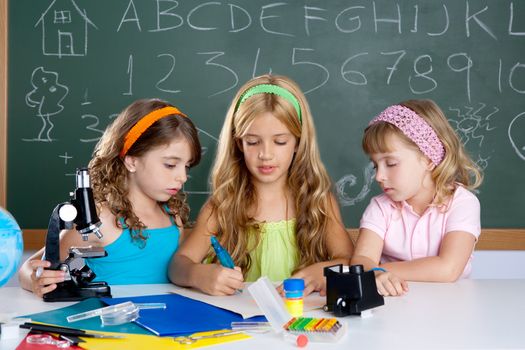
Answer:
[
  {"xmin": 85, "ymin": 211, "xmax": 180, "ymax": 285},
  {"xmin": 245, "ymin": 219, "xmax": 299, "ymax": 282}
]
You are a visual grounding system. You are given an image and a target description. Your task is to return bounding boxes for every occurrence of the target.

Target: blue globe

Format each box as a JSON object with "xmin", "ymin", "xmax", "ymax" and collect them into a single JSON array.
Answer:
[{"xmin": 0, "ymin": 207, "xmax": 23, "ymax": 287}]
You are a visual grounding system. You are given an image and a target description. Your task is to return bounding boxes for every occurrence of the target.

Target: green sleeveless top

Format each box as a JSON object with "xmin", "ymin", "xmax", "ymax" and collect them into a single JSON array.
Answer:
[{"xmin": 245, "ymin": 219, "xmax": 299, "ymax": 282}]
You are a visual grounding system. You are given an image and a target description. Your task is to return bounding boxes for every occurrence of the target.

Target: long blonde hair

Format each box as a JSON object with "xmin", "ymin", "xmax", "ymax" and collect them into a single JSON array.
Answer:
[
  {"xmin": 210, "ymin": 75, "xmax": 334, "ymax": 273},
  {"xmin": 89, "ymin": 99, "xmax": 201, "ymax": 245},
  {"xmin": 363, "ymin": 99, "xmax": 482, "ymax": 207}
]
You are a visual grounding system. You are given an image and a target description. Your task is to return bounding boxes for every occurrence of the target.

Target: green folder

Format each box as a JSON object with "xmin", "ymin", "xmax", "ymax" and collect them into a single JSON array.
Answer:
[{"xmin": 21, "ymin": 298, "xmax": 151, "ymax": 335}]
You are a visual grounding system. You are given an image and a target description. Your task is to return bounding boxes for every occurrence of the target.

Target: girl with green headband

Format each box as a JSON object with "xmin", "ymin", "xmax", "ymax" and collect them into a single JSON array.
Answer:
[{"xmin": 170, "ymin": 75, "xmax": 354, "ymax": 296}]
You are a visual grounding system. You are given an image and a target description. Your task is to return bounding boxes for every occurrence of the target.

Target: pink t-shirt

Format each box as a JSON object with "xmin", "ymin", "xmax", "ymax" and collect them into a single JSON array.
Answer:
[{"xmin": 360, "ymin": 186, "xmax": 481, "ymax": 277}]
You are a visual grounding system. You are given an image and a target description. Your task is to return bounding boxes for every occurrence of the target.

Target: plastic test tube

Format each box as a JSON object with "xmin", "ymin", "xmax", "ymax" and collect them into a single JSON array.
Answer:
[
  {"xmin": 134, "ymin": 303, "xmax": 167, "ymax": 310},
  {"xmin": 67, "ymin": 302, "xmax": 135, "ymax": 322},
  {"xmin": 231, "ymin": 322, "xmax": 272, "ymax": 332}
]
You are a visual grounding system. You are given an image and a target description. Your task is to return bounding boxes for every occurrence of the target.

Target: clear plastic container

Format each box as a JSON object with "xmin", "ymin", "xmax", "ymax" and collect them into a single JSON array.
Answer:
[
  {"xmin": 100, "ymin": 303, "xmax": 140, "ymax": 326},
  {"xmin": 67, "ymin": 301, "xmax": 136, "ymax": 323},
  {"xmin": 248, "ymin": 276, "xmax": 347, "ymax": 343},
  {"xmin": 247, "ymin": 277, "xmax": 290, "ymax": 334},
  {"xmin": 67, "ymin": 301, "xmax": 166, "ymax": 326}
]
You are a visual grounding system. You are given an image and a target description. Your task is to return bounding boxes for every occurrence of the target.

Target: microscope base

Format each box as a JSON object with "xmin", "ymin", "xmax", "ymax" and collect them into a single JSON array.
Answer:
[{"xmin": 43, "ymin": 281, "xmax": 112, "ymax": 302}]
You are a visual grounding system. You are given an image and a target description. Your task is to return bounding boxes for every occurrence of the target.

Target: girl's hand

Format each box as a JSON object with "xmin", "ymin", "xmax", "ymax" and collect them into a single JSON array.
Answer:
[
  {"xmin": 29, "ymin": 260, "xmax": 65, "ymax": 298},
  {"xmin": 375, "ymin": 271, "xmax": 409, "ymax": 296},
  {"xmin": 286, "ymin": 263, "xmax": 326, "ymax": 297},
  {"xmin": 199, "ymin": 265, "xmax": 244, "ymax": 296}
]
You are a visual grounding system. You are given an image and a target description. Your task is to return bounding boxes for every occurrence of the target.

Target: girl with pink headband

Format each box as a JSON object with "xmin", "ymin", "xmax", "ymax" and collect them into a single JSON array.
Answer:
[{"xmin": 351, "ymin": 99, "xmax": 483, "ymax": 296}]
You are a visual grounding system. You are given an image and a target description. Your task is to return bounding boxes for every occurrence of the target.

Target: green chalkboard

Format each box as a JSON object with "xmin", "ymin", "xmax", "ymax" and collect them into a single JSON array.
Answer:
[{"xmin": 7, "ymin": 0, "xmax": 525, "ymax": 229}]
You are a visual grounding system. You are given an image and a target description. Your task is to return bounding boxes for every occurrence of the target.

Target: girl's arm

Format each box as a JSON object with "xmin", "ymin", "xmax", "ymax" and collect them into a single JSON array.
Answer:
[
  {"xmin": 168, "ymin": 201, "xmax": 244, "ymax": 296},
  {"xmin": 18, "ymin": 229, "xmax": 93, "ymax": 297},
  {"xmin": 292, "ymin": 194, "xmax": 354, "ymax": 296},
  {"xmin": 351, "ymin": 228, "xmax": 409, "ymax": 296},
  {"xmin": 380, "ymin": 231, "xmax": 476, "ymax": 282},
  {"xmin": 350, "ymin": 228, "xmax": 384, "ymax": 270}
]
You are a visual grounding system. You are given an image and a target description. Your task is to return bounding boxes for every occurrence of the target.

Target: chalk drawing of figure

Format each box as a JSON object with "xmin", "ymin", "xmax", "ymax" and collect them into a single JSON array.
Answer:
[
  {"xmin": 508, "ymin": 111, "xmax": 525, "ymax": 161},
  {"xmin": 25, "ymin": 67, "xmax": 69, "ymax": 142},
  {"xmin": 336, "ymin": 162, "xmax": 375, "ymax": 207},
  {"xmin": 475, "ymin": 154, "xmax": 491, "ymax": 170},
  {"xmin": 448, "ymin": 103, "xmax": 498, "ymax": 147}
]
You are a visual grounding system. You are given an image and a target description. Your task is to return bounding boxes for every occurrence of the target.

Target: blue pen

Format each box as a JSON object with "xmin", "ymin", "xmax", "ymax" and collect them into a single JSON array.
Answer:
[{"xmin": 210, "ymin": 236, "xmax": 235, "ymax": 269}]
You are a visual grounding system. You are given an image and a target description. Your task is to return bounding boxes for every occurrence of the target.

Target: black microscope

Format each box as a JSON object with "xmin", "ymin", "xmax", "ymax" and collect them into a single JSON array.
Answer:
[
  {"xmin": 323, "ymin": 264, "xmax": 384, "ymax": 316},
  {"xmin": 42, "ymin": 168, "xmax": 111, "ymax": 302}
]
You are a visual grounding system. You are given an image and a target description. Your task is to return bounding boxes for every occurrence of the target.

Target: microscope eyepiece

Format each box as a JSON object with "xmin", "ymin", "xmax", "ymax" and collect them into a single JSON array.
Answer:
[
  {"xmin": 76, "ymin": 168, "xmax": 91, "ymax": 189},
  {"xmin": 72, "ymin": 168, "xmax": 103, "ymax": 239}
]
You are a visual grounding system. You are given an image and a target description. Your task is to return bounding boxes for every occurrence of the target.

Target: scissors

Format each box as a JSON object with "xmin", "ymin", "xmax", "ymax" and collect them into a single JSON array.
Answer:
[{"xmin": 173, "ymin": 330, "xmax": 244, "ymax": 344}]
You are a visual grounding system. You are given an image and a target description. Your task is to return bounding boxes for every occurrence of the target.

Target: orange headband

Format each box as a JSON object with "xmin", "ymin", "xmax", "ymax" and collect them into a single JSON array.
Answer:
[{"xmin": 120, "ymin": 106, "xmax": 186, "ymax": 158}]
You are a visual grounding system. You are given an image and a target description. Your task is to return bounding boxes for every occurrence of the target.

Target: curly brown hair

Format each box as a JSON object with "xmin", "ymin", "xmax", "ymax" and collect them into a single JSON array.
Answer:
[{"xmin": 89, "ymin": 99, "xmax": 201, "ymax": 245}]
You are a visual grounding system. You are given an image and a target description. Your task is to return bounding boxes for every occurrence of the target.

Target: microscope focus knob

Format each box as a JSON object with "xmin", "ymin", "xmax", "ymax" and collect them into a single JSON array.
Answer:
[{"xmin": 59, "ymin": 204, "xmax": 77, "ymax": 222}]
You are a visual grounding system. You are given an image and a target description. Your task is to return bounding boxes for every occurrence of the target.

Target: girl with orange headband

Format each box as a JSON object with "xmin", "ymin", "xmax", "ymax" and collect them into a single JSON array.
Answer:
[
  {"xmin": 20, "ymin": 99, "xmax": 201, "ymax": 297},
  {"xmin": 170, "ymin": 75, "xmax": 354, "ymax": 296}
]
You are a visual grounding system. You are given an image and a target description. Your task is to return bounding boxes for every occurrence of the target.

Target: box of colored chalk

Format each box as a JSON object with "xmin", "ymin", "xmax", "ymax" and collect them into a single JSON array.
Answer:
[
  {"xmin": 283, "ymin": 316, "xmax": 346, "ymax": 343},
  {"xmin": 248, "ymin": 277, "xmax": 347, "ymax": 343}
]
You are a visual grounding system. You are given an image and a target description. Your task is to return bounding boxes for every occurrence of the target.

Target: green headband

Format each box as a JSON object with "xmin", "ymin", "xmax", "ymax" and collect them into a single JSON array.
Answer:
[{"xmin": 235, "ymin": 84, "xmax": 302, "ymax": 124}]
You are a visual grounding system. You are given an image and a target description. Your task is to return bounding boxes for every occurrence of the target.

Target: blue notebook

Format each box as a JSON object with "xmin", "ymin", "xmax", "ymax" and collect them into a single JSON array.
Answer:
[{"xmin": 101, "ymin": 294, "xmax": 267, "ymax": 336}]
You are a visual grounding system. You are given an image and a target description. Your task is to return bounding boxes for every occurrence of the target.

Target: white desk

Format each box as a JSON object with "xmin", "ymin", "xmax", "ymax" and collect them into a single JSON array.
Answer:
[{"xmin": 1, "ymin": 280, "xmax": 524, "ymax": 349}]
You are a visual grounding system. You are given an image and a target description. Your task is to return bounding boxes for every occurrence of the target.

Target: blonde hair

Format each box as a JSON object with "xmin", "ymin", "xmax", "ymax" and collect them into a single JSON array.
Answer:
[
  {"xmin": 210, "ymin": 74, "xmax": 335, "ymax": 273},
  {"xmin": 363, "ymin": 99, "xmax": 482, "ymax": 207},
  {"xmin": 89, "ymin": 98, "xmax": 201, "ymax": 245}
]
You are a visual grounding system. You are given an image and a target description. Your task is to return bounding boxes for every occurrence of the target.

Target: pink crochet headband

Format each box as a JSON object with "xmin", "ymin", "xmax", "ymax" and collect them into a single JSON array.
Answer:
[{"xmin": 369, "ymin": 105, "xmax": 445, "ymax": 165}]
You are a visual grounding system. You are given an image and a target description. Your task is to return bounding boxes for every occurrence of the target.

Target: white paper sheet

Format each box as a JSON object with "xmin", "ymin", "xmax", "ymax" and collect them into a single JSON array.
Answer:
[{"xmin": 169, "ymin": 283, "xmax": 325, "ymax": 319}]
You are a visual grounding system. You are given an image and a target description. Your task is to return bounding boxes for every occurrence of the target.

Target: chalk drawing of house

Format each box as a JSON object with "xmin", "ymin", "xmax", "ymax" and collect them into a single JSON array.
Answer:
[{"xmin": 35, "ymin": 0, "xmax": 97, "ymax": 57}]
